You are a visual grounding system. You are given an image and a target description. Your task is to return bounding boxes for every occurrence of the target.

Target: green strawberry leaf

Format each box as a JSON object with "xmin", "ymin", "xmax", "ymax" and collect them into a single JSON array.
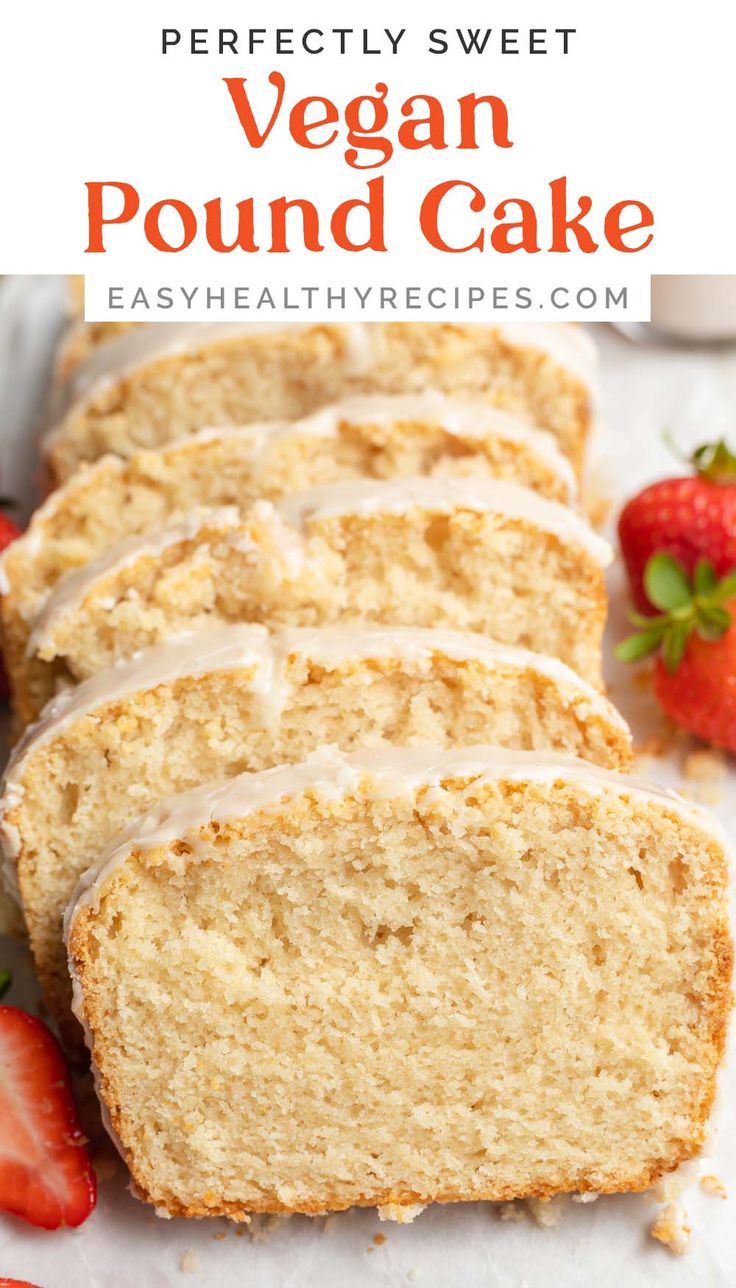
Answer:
[
  {"xmin": 710, "ymin": 569, "xmax": 736, "ymax": 604},
  {"xmin": 644, "ymin": 553, "xmax": 693, "ymax": 612},
  {"xmin": 694, "ymin": 559, "xmax": 718, "ymax": 597},
  {"xmin": 661, "ymin": 621, "xmax": 689, "ymax": 673},
  {"xmin": 627, "ymin": 609, "xmax": 668, "ymax": 629},
  {"xmin": 616, "ymin": 626, "xmax": 665, "ymax": 663},
  {"xmin": 696, "ymin": 603, "xmax": 732, "ymax": 639},
  {"xmin": 620, "ymin": 553, "xmax": 735, "ymax": 673}
]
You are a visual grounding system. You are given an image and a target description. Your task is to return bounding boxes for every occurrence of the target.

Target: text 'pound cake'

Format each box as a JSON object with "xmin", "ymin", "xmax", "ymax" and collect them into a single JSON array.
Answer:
[
  {"xmin": 44, "ymin": 321, "xmax": 596, "ymax": 483},
  {"xmin": 65, "ymin": 746, "xmax": 732, "ymax": 1220},
  {"xmin": 22, "ymin": 478, "xmax": 612, "ymax": 721},
  {"xmin": 0, "ymin": 625, "xmax": 631, "ymax": 1042},
  {"xmin": 0, "ymin": 394, "xmax": 576, "ymax": 694}
]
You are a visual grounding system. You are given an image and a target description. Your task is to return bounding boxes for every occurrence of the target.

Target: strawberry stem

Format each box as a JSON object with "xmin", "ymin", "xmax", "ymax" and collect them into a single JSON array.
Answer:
[
  {"xmin": 616, "ymin": 554, "xmax": 736, "ymax": 673},
  {"xmin": 691, "ymin": 439, "xmax": 736, "ymax": 484},
  {"xmin": 0, "ymin": 968, "xmax": 11, "ymax": 1001}
]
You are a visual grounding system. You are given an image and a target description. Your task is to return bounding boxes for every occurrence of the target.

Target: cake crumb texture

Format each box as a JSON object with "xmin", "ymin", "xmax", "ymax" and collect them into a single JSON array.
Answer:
[
  {"xmin": 67, "ymin": 760, "xmax": 731, "ymax": 1219},
  {"xmin": 22, "ymin": 488, "xmax": 609, "ymax": 721},
  {"xmin": 5, "ymin": 631, "xmax": 630, "ymax": 1044},
  {"xmin": 46, "ymin": 323, "xmax": 593, "ymax": 482}
]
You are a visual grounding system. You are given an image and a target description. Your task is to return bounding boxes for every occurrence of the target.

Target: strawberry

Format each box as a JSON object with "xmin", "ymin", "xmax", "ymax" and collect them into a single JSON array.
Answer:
[
  {"xmin": 618, "ymin": 440, "xmax": 736, "ymax": 614},
  {"xmin": 0, "ymin": 971, "xmax": 96, "ymax": 1230},
  {"xmin": 0, "ymin": 510, "xmax": 21, "ymax": 701},
  {"xmin": 617, "ymin": 553, "xmax": 736, "ymax": 752},
  {"xmin": 0, "ymin": 1280, "xmax": 43, "ymax": 1287}
]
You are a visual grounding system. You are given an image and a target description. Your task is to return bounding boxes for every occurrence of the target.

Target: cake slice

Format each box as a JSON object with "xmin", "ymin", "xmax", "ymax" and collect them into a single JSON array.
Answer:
[
  {"xmin": 55, "ymin": 320, "xmax": 136, "ymax": 384},
  {"xmin": 65, "ymin": 745, "xmax": 732, "ymax": 1219},
  {"xmin": 0, "ymin": 395, "xmax": 575, "ymax": 695},
  {"xmin": 53, "ymin": 278, "xmax": 138, "ymax": 381},
  {"xmin": 44, "ymin": 321, "xmax": 596, "ymax": 483},
  {"xmin": 1, "ymin": 625, "xmax": 631, "ymax": 1041},
  {"xmin": 22, "ymin": 478, "xmax": 612, "ymax": 720}
]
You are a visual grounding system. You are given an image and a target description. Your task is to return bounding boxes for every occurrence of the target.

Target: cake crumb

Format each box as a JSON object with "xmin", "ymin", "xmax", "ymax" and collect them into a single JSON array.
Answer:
[
  {"xmin": 651, "ymin": 1167, "xmax": 689, "ymax": 1203},
  {"xmin": 683, "ymin": 749, "xmax": 725, "ymax": 782},
  {"xmin": 681, "ymin": 749, "xmax": 725, "ymax": 804},
  {"xmin": 212, "ymin": 1231, "xmax": 227, "ymax": 1241},
  {"xmin": 526, "ymin": 1196, "xmax": 566, "ymax": 1228},
  {"xmin": 373, "ymin": 1232, "xmax": 387, "ymax": 1245},
  {"xmin": 377, "ymin": 1202, "xmax": 425, "ymax": 1224},
  {"xmin": 700, "ymin": 1174, "xmax": 727, "ymax": 1200},
  {"xmin": 497, "ymin": 1201, "xmax": 526, "ymax": 1223},
  {"xmin": 248, "ymin": 1214, "xmax": 289, "ymax": 1242},
  {"xmin": 650, "ymin": 1202, "xmax": 691, "ymax": 1255},
  {"xmin": 583, "ymin": 476, "xmax": 612, "ymax": 530},
  {"xmin": 633, "ymin": 735, "xmax": 667, "ymax": 759},
  {"xmin": 226, "ymin": 1211, "xmax": 251, "ymax": 1225},
  {"xmin": 180, "ymin": 1250, "xmax": 199, "ymax": 1274},
  {"xmin": 571, "ymin": 1192, "xmax": 599, "ymax": 1204}
]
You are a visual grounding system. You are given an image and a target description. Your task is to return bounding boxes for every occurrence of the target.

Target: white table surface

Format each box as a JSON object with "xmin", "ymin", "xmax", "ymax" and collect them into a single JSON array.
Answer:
[{"xmin": 0, "ymin": 280, "xmax": 733, "ymax": 1288}]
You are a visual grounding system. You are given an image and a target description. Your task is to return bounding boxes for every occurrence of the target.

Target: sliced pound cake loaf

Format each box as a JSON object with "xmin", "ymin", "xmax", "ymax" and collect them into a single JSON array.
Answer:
[
  {"xmin": 1, "ymin": 625, "xmax": 631, "ymax": 1041},
  {"xmin": 55, "ymin": 323, "xmax": 137, "ymax": 384},
  {"xmin": 65, "ymin": 745, "xmax": 732, "ymax": 1219},
  {"xmin": 22, "ymin": 478, "xmax": 612, "ymax": 720},
  {"xmin": 45, "ymin": 321, "xmax": 596, "ymax": 483},
  {"xmin": 0, "ymin": 395, "xmax": 575, "ymax": 691},
  {"xmin": 54, "ymin": 278, "xmax": 139, "ymax": 381}
]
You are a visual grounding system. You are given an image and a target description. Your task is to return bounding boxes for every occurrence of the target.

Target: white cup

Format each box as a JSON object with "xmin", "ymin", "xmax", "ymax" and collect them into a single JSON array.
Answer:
[{"xmin": 650, "ymin": 275, "xmax": 736, "ymax": 342}]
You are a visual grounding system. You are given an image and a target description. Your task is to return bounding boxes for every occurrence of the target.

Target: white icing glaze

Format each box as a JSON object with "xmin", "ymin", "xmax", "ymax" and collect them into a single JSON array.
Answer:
[
  {"xmin": 275, "ymin": 477, "xmax": 611, "ymax": 565},
  {"xmin": 46, "ymin": 322, "xmax": 378, "ymax": 436},
  {"xmin": 64, "ymin": 744, "xmax": 729, "ymax": 944},
  {"xmin": 297, "ymin": 393, "xmax": 576, "ymax": 470},
  {"xmin": 46, "ymin": 321, "xmax": 597, "ymax": 444},
  {"xmin": 27, "ymin": 506, "xmax": 243, "ymax": 655},
  {"xmin": 2, "ymin": 623, "xmax": 630, "ymax": 808},
  {"xmin": 1, "ymin": 623, "xmax": 631, "ymax": 901},
  {"xmin": 0, "ymin": 795, "xmax": 22, "ymax": 903},
  {"xmin": 495, "ymin": 323, "xmax": 597, "ymax": 391},
  {"xmin": 301, "ymin": 393, "xmax": 577, "ymax": 498},
  {"xmin": 27, "ymin": 478, "xmax": 610, "ymax": 661},
  {"xmin": 6, "ymin": 394, "xmax": 578, "ymax": 600}
]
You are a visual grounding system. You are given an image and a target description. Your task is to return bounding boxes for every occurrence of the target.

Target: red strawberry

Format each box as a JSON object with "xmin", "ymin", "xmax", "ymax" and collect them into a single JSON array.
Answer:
[
  {"xmin": 619, "ymin": 440, "xmax": 736, "ymax": 614},
  {"xmin": 0, "ymin": 971, "xmax": 96, "ymax": 1229},
  {"xmin": 0, "ymin": 1280, "xmax": 43, "ymax": 1287},
  {"xmin": 617, "ymin": 553, "xmax": 736, "ymax": 752},
  {"xmin": 0, "ymin": 510, "xmax": 21, "ymax": 700}
]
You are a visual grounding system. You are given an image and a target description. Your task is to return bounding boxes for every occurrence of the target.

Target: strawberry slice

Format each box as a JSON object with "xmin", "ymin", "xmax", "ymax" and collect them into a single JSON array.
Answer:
[
  {"xmin": 0, "ymin": 1280, "xmax": 43, "ymax": 1287},
  {"xmin": 0, "ymin": 973, "xmax": 96, "ymax": 1229}
]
